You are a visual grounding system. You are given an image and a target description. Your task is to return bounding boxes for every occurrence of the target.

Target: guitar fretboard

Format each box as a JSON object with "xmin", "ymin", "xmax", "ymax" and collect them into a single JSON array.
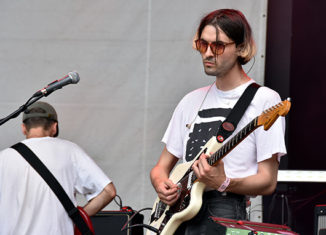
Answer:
[{"xmin": 209, "ymin": 117, "xmax": 258, "ymax": 165}]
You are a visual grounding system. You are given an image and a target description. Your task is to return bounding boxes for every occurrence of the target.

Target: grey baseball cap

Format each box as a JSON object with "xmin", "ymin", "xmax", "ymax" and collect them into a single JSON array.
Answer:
[{"xmin": 22, "ymin": 101, "xmax": 59, "ymax": 137}]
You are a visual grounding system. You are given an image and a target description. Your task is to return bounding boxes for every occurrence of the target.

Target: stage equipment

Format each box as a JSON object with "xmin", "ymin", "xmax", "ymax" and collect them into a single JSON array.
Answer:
[
  {"xmin": 265, "ymin": 170, "xmax": 326, "ymax": 232},
  {"xmin": 276, "ymin": 170, "xmax": 326, "ymax": 224},
  {"xmin": 315, "ymin": 205, "xmax": 326, "ymax": 235},
  {"xmin": 91, "ymin": 210, "xmax": 144, "ymax": 235},
  {"xmin": 208, "ymin": 217, "xmax": 298, "ymax": 234}
]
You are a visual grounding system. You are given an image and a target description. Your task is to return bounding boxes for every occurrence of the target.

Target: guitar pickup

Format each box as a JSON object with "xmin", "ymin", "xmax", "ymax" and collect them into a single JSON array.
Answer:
[
  {"xmin": 187, "ymin": 172, "xmax": 193, "ymax": 190},
  {"xmin": 153, "ymin": 201, "xmax": 166, "ymax": 220}
]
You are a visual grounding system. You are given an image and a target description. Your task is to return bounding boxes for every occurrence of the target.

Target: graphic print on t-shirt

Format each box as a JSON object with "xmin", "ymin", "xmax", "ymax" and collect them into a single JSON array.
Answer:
[{"xmin": 185, "ymin": 107, "xmax": 231, "ymax": 161}]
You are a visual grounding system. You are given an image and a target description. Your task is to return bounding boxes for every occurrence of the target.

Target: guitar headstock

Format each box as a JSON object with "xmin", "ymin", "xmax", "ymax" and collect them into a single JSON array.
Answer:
[{"xmin": 257, "ymin": 98, "xmax": 291, "ymax": 130}]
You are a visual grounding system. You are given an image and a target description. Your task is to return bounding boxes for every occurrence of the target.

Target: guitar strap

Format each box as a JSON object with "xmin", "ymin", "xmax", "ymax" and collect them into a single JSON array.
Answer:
[
  {"xmin": 215, "ymin": 82, "xmax": 260, "ymax": 143},
  {"xmin": 11, "ymin": 142, "xmax": 93, "ymax": 235}
]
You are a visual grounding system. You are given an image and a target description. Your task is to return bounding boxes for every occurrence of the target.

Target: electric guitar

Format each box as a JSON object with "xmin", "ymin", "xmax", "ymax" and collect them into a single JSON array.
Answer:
[
  {"xmin": 74, "ymin": 206, "xmax": 95, "ymax": 235},
  {"xmin": 147, "ymin": 98, "xmax": 291, "ymax": 235}
]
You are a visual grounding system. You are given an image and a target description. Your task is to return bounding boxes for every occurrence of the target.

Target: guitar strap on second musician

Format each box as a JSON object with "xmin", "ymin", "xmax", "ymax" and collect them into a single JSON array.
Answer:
[{"xmin": 11, "ymin": 142, "xmax": 94, "ymax": 235}]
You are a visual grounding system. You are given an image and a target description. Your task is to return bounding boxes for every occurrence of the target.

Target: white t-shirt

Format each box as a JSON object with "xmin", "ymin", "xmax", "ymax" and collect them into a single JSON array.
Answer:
[
  {"xmin": 162, "ymin": 79, "xmax": 287, "ymax": 178},
  {"xmin": 0, "ymin": 137, "xmax": 111, "ymax": 235}
]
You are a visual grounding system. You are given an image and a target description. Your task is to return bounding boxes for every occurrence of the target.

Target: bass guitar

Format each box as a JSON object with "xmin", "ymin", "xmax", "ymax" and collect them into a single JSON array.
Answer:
[
  {"xmin": 74, "ymin": 206, "xmax": 95, "ymax": 235},
  {"xmin": 147, "ymin": 98, "xmax": 291, "ymax": 235}
]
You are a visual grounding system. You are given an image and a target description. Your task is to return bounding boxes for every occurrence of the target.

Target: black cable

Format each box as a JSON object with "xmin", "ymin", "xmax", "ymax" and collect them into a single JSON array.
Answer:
[
  {"xmin": 245, "ymin": 55, "xmax": 256, "ymax": 75},
  {"xmin": 285, "ymin": 195, "xmax": 292, "ymax": 226},
  {"xmin": 267, "ymin": 193, "xmax": 277, "ymax": 222},
  {"xmin": 113, "ymin": 194, "xmax": 123, "ymax": 210},
  {"xmin": 126, "ymin": 224, "xmax": 159, "ymax": 234},
  {"xmin": 121, "ymin": 207, "xmax": 155, "ymax": 233}
]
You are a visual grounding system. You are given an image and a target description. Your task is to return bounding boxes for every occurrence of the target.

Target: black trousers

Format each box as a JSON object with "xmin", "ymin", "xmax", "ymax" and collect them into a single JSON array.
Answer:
[{"xmin": 174, "ymin": 190, "xmax": 246, "ymax": 235}]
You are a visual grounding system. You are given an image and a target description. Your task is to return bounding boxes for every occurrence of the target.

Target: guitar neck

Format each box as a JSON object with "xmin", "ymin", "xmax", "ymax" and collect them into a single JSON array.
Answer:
[
  {"xmin": 208, "ymin": 117, "xmax": 259, "ymax": 166},
  {"xmin": 189, "ymin": 117, "xmax": 260, "ymax": 185}
]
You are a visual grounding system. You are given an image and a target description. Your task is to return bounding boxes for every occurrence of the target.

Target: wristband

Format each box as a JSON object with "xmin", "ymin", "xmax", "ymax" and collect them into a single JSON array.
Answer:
[{"xmin": 217, "ymin": 177, "xmax": 230, "ymax": 192}]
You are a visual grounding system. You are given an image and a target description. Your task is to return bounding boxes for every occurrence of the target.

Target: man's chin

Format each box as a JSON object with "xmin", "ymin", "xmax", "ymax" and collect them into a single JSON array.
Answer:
[{"xmin": 204, "ymin": 68, "xmax": 218, "ymax": 76}]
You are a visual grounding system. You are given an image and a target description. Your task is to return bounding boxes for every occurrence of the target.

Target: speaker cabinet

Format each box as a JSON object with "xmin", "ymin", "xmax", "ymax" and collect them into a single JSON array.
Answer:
[
  {"xmin": 91, "ymin": 210, "xmax": 144, "ymax": 235},
  {"xmin": 315, "ymin": 205, "xmax": 326, "ymax": 235}
]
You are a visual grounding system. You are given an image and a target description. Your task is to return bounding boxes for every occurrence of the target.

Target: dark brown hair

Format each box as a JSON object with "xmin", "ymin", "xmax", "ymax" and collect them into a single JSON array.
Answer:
[{"xmin": 195, "ymin": 9, "xmax": 256, "ymax": 64}]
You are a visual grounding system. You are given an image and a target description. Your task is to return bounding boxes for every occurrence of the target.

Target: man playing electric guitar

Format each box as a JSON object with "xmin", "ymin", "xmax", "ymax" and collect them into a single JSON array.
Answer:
[{"xmin": 150, "ymin": 9, "xmax": 287, "ymax": 235}]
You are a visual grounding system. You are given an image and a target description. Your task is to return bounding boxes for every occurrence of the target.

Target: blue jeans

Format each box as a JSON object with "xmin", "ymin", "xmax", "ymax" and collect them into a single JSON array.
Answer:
[{"xmin": 174, "ymin": 190, "xmax": 247, "ymax": 235}]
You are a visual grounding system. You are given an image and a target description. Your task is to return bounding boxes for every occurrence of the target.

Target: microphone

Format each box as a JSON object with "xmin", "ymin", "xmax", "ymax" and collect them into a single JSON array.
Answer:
[{"xmin": 33, "ymin": 71, "xmax": 80, "ymax": 97}]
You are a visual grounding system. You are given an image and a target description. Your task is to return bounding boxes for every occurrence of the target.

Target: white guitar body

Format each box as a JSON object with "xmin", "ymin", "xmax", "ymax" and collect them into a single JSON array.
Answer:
[{"xmin": 147, "ymin": 137, "xmax": 223, "ymax": 235}]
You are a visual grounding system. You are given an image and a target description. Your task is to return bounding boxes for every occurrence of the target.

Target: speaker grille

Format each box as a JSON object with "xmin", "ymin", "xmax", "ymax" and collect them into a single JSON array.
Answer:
[
  {"xmin": 318, "ymin": 216, "xmax": 326, "ymax": 230},
  {"xmin": 315, "ymin": 205, "xmax": 326, "ymax": 235}
]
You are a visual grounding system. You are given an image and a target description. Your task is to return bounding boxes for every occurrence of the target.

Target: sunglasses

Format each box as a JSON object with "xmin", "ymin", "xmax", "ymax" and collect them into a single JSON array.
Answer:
[{"xmin": 195, "ymin": 39, "xmax": 235, "ymax": 55}]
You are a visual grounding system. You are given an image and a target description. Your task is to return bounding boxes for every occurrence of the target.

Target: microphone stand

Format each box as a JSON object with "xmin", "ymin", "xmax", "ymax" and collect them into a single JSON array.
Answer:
[{"xmin": 0, "ymin": 94, "xmax": 44, "ymax": 126}]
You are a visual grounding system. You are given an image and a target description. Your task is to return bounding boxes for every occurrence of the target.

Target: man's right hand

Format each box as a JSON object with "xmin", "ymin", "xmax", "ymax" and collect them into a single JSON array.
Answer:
[
  {"xmin": 156, "ymin": 179, "xmax": 180, "ymax": 206},
  {"xmin": 150, "ymin": 146, "xmax": 180, "ymax": 206}
]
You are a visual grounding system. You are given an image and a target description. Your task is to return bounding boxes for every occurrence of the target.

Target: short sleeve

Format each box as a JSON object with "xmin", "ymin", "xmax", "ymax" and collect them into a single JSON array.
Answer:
[
  {"xmin": 71, "ymin": 145, "xmax": 112, "ymax": 201},
  {"xmin": 254, "ymin": 89, "xmax": 287, "ymax": 162},
  {"xmin": 162, "ymin": 100, "xmax": 185, "ymax": 159}
]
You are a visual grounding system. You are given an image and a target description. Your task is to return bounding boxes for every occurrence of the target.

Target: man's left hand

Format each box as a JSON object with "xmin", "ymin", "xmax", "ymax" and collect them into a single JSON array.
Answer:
[{"xmin": 192, "ymin": 153, "xmax": 227, "ymax": 189}]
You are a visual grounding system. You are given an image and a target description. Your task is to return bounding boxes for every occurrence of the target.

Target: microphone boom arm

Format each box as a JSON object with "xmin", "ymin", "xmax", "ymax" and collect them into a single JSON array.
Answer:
[
  {"xmin": 0, "ymin": 95, "xmax": 43, "ymax": 126},
  {"xmin": 0, "ymin": 71, "xmax": 79, "ymax": 126}
]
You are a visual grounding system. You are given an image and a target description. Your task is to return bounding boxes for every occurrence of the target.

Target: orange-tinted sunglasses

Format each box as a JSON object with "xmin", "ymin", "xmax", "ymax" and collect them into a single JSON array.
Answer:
[{"xmin": 195, "ymin": 39, "xmax": 235, "ymax": 55}]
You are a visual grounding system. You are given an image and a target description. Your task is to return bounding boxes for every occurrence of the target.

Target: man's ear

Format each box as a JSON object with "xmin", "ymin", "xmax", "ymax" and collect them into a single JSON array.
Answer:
[
  {"xmin": 50, "ymin": 122, "xmax": 58, "ymax": 137},
  {"xmin": 236, "ymin": 43, "xmax": 245, "ymax": 56},
  {"xmin": 192, "ymin": 31, "xmax": 199, "ymax": 50},
  {"xmin": 21, "ymin": 123, "xmax": 28, "ymax": 136}
]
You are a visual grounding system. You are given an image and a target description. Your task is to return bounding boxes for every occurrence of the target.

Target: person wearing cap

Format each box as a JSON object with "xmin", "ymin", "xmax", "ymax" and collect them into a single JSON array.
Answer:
[{"xmin": 0, "ymin": 101, "xmax": 116, "ymax": 235}]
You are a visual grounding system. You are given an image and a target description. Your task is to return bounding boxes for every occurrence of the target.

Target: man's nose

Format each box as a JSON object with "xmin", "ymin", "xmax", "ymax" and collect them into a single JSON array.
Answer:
[{"xmin": 204, "ymin": 45, "xmax": 215, "ymax": 57}]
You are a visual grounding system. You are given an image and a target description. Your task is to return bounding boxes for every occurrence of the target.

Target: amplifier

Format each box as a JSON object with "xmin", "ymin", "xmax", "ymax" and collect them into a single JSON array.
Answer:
[
  {"xmin": 91, "ymin": 210, "xmax": 144, "ymax": 235},
  {"xmin": 315, "ymin": 205, "xmax": 326, "ymax": 235},
  {"xmin": 208, "ymin": 217, "xmax": 298, "ymax": 235}
]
